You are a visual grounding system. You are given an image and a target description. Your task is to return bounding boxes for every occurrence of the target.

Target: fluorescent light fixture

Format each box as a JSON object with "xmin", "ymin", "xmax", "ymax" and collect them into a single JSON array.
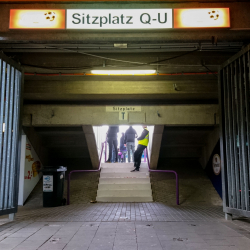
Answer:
[
  {"xmin": 91, "ymin": 70, "xmax": 156, "ymax": 75},
  {"xmin": 3, "ymin": 123, "xmax": 5, "ymax": 133}
]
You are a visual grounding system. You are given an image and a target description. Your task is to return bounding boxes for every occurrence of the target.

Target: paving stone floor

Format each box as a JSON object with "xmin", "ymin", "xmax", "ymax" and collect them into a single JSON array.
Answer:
[
  {"xmin": 0, "ymin": 217, "xmax": 250, "ymax": 250},
  {"xmin": 15, "ymin": 203, "xmax": 224, "ymax": 222},
  {"xmin": 1, "ymin": 161, "xmax": 248, "ymax": 249}
]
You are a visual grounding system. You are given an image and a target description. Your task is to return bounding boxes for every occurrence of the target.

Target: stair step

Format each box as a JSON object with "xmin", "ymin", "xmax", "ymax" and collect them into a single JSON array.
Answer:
[
  {"xmin": 102, "ymin": 163, "xmax": 134, "ymax": 168},
  {"xmin": 98, "ymin": 183, "xmax": 151, "ymax": 190},
  {"xmin": 102, "ymin": 166, "xmax": 147, "ymax": 170},
  {"xmin": 101, "ymin": 168, "xmax": 148, "ymax": 173},
  {"xmin": 100, "ymin": 172, "xmax": 149, "ymax": 178},
  {"xmin": 102, "ymin": 163, "xmax": 148, "ymax": 168},
  {"xmin": 96, "ymin": 197, "xmax": 153, "ymax": 202},
  {"xmin": 99, "ymin": 178, "xmax": 151, "ymax": 184},
  {"xmin": 97, "ymin": 190, "xmax": 152, "ymax": 197},
  {"xmin": 96, "ymin": 162, "xmax": 153, "ymax": 203}
]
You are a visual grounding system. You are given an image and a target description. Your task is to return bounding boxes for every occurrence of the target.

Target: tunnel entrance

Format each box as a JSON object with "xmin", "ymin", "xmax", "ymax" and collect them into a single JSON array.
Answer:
[{"xmin": 20, "ymin": 123, "xmax": 222, "ymax": 207}]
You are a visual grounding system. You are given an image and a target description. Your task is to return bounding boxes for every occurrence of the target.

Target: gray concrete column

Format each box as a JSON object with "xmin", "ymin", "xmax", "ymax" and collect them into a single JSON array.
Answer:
[
  {"xmin": 149, "ymin": 125, "xmax": 164, "ymax": 169},
  {"xmin": 82, "ymin": 126, "xmax": 99, "ymax": 169},
  {"xmin": 9, "ymin": 213, "xmax": 15, "ymax": 221},
  {"xmin": 225, "ymin": 213, "xmax": 233, "ymax": 221}
]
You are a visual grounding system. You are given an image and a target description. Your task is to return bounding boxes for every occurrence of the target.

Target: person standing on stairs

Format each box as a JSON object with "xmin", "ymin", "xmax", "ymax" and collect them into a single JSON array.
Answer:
[
  {"xmin": 124, "ymin": 126, "xmax": 138, "ymax": 162},
  {"xmin": 106, "ymin": 126, "xmax": 119, "ymax": 163},
  {"xmin": 131, "ymin": 126, "xmax": 149, "ymax": 172},
  {"xmin": 120, "ymin": 132, "xmax": 127, "ymax": 163},
  {"xmin": 118, "ymin": 148, "xmax": 123, "ymax": 162}
]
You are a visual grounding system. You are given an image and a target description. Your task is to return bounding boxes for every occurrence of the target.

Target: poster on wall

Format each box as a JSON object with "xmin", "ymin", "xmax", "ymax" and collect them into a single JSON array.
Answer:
[
  {"xmin": 18, "ymin": 135, "xmax": 43, "ymax": 205},
  {"xmin": 212, "ymin": 154, "xmax": 221, "ymax": 175}
]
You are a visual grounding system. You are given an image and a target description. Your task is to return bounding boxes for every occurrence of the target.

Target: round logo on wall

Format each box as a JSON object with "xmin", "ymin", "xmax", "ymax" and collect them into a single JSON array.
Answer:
[{"xmin": 212, "ymin": 154, "xmax": 221, "ymax": 175}]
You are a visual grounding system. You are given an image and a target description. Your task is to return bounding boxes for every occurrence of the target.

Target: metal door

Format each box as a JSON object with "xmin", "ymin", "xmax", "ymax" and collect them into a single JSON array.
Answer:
[
  {"xmin": 0, "ymin": 53, "xmax": 23, "ymax": 217},
  {"xmin": 219, "ymin": 44, "xmax": 250, "ymax": 217}
]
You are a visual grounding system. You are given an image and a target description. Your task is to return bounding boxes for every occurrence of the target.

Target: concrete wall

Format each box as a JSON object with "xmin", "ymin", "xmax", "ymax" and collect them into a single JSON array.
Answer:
[
  {"xmin": 93, "ymin": 126, "xmax": 106, "ymax": 159},
  {"xmin": 23, "ymin": 104, "xmax": 219, "ymax": 126},
  {"xmin": 22, "ymin": 127, "xmax": 48, "ymax": 166},
  {"xmin": 22, "ymin": 126, "xmax": 93, "ymax": 172},
  {"xmin": 159, "ymin": 126, "xmax": 215, "ymax": 161},
  {"xmin": 82, "ymin": 125, "xmax": 99, "ymax": 169},
  {"xmin": 22, "ymin": 105, "xmax": 220, "ymax": 170},
  {"xmin": 148, "ymin": 125, "xmax": 164, "ymax": 169},
  {"xmin": 199, "ymin": 126, "xmax": 220, "ymax": 169},
  {"xmin": 22, "ymin": 76, "xmax": 218, "ymax": 104}
]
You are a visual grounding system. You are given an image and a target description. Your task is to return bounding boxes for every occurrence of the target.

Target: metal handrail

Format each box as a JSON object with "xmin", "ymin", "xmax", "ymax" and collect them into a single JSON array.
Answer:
[
  {"xmin": 67, "ymin": 141, "xmax": 105, "ymax": 205},
  {"xmin": 146, "ymin": 148, "xmax": 179, "ymax": 205}
]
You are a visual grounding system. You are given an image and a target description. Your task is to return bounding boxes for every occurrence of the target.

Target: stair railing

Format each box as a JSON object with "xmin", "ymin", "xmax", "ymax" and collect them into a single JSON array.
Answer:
[
  {"xmin": 146, "ymin": 148, "xmax": 179, "ymax": 205},
  {"xmin": 67, "ymin": 141, "xmax": 105, "ymax": 205}
]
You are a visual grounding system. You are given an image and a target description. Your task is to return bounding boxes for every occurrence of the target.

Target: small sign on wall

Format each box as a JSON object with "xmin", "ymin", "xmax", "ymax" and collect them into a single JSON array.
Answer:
[
  {"xmin": 106, "ymin": 106, "xmax": 141, "ymax": 112},
  {"xmin": 106, "ymin": 106, "xmax": 141, "ymax": 121},
  {"xmin": 18, "ymin": 135, "xmax": 43, "ymax": 205},
  {"xmin": 119, "ymin": 111, "xmax": 128, "ymax": 121},
  {"xmin": 212, "ymin": 154, "xmax": 221, "ymax": 175}
]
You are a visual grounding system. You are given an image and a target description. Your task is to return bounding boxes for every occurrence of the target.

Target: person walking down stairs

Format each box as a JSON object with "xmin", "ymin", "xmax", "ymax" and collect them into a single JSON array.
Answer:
[{"xmin": 131, "ymin": 126, "xmax": 149, "ymax": 172}]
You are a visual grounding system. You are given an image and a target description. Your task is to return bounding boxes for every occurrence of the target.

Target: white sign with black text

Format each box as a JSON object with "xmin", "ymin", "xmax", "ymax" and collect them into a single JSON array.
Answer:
[
  {"xmin": 106, "ymin": 106, "xmax": 141, "ymax": 112},
  {"xmin": 67, "ymin": 9, "xmax": 172, "ymax": 29},
  {"xmin": 43, "ymin": 175, "xmax": 53, "ymax": 192}
]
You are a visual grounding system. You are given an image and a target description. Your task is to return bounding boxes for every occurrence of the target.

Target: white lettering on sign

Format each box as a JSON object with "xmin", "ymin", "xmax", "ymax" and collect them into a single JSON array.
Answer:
[
  {"xmin": 106, "ymin": 106, "xmax": 141, "ymax": 112},
  {"xmin": 67, "ymin": 9, "xmax": 172, "ymax": 29}
]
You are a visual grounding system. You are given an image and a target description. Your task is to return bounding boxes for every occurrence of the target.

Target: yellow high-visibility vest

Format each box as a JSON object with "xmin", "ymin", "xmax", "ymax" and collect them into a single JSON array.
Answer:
[{"xmin": 138, "ymin": 128, "xmax": 149, "ymax": 146}]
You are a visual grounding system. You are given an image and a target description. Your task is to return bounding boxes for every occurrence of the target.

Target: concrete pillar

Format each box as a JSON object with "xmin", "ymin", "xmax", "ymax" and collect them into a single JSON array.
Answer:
[
  {"xmin": 149, "ymin": 125, "xmax": 164, "ymax": 169},
  {"xmin": 9, "ymin": 213, "xmax": 15, "ymax": 221},
  {"xmin": 225, "ymin": 213, "xmax": 233, "ymax": 220},
  {"xmin": 82, "ymin": 126, "xmax": 99, "ymax": 169}
]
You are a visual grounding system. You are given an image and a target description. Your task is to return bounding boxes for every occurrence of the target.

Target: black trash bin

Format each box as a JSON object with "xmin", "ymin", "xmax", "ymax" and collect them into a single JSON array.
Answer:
[{"xmin": 41, "ymin": 166, "xmax": 67, "ymax": 207}]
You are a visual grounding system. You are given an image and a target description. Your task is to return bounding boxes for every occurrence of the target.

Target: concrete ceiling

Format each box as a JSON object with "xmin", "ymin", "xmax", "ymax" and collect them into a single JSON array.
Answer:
[
  {"xmin": 10, "ymin": 50, "xmax": 235, "ymax": 105},
  {"xmin": 1, "ymin": 1, "xmax": 249, "ymax": 105}
]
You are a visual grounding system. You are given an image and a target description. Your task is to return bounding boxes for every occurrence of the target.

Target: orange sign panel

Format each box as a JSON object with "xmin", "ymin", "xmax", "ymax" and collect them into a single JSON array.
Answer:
[
  {"xmin": 9, "ymin": 9, "xmax": 65, "ymax": 29},
  {"xmin": 174, "ymin": 8, "xmax": 230, "ymax": 28}
]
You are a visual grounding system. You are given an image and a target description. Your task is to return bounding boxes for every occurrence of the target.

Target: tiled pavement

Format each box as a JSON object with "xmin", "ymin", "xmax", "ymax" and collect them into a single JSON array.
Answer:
[
  {"xmin": 0, "ymin": 219, "xmax": 250, "ymax": 250},
  {"xmin": 0, "ymin": 162, "xmax": 248, "ymax": 249},
  {"xmin": 1, "ymin": 202, "xmax": 250, "ymax": 250},
  {"xmin": 15, "ymin": 203, "xmax": 224, "ymax": 222}
]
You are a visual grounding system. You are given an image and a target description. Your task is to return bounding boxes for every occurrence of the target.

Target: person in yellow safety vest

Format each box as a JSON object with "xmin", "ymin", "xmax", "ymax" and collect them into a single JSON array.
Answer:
[{"xmin": 131, "ymin": 126, "xmax": 149, "ymax": 172}]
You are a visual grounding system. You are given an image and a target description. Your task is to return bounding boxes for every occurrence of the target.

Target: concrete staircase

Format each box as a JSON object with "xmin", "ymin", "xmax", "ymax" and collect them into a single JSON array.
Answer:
[{"xmin": 96, "ymin": 162, "xmax": 153, "ymax": 202}]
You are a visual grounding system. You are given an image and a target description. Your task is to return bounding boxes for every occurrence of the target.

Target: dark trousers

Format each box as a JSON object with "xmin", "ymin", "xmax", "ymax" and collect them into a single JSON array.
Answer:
[
  {"xmin": 108, "ymin": 139, "xmax": 118, "ymax": 162},
  {"xmin": 118, "ymin": 154, "xmax": 122, "ymax": 162},
  {"xmin": 134, "ymin": 144, "xmax": 147, "ymax": 169}
]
